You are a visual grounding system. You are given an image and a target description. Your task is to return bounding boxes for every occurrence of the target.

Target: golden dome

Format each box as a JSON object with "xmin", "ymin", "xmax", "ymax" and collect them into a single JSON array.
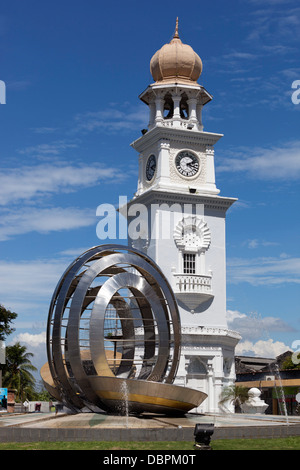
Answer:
[{"xmin": 150, "ymin": 19, "xmax": 203, "ymax": 84}]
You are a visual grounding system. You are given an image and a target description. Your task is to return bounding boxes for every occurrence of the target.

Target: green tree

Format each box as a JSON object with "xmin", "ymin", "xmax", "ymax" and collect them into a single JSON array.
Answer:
[
  {"xmin": 0, "ymin": 304, "xmax": 18, "ymax": 341},
  {"xmin": 2, "ymin": 342, "xmax": 37, "ymax": 401},
  {"xmin": 219, "ymin": 385, "xmax": 249, "ymax": 413},
  {"xmin": 33, "ymin": 379, "xmax": 53, "ymax": 401},
  {"xmin": 281, "ymin": 353, "xmax": 300, "ymax": 370}
]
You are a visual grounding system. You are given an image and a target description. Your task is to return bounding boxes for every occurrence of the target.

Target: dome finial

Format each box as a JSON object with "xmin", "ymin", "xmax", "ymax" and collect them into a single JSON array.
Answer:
[
  {"xmin": 174, "ymin": 17, "xmax": 179, "ymax": 39},
  {"xmin": 150, "ymin": 17, "xmax": 203, "ymax": 83}
]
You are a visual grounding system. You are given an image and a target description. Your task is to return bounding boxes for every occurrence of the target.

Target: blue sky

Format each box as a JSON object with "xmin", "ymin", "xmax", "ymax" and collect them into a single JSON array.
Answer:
[{"xmin": 0, "ymin": 0, "xmax": 299, "ymax": 376}]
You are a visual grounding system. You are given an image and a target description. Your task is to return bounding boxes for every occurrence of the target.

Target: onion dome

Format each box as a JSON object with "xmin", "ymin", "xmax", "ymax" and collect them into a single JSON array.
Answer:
[{"xmin": 150, "ymin": 18, "xmax": 203, "ymax": 84}]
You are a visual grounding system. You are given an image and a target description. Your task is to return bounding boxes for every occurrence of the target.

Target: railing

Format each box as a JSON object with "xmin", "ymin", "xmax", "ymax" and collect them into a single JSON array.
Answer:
[
  {"xmin": 173, "ymin": 273, "xmax": 212, "ymax": 294},
  {"xmin": 160, "ymin": 120, "xmax": 193, "ymax": 129}
]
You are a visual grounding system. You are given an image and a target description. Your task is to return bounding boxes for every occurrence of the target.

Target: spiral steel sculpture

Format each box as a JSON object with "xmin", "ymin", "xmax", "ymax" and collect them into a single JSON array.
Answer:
[{"xmin": 42, "ymin": 245, "xmax": 207, "ymax": 415}]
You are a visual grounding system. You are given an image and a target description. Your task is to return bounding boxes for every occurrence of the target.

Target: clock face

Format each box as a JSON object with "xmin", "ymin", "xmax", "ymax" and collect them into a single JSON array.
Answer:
[
  {"xmin": 175, "ymin": 151, "xmax": 200, "ymax": 177},
  {"xmin": 146, "ymin": 154, "xmax": 156, "ymax": 181}
]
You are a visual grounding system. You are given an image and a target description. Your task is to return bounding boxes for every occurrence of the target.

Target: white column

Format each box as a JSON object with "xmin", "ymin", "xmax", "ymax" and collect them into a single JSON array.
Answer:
[
  {"xmin": 136, "ymin": 154, "xmax": 144, "ymax": 195},
  {"xmin": 172, "ymin": 94, "xmax": 181, "ymax": 126},
  {"xmin": 156, "ymin": 139, "xmax": 170, "ymax": 188},
  {"xmin": 148, "ymin": 101, "xmax": 156, "ymax": 129},
  {"xmin": 187, "ymin": 98, "xmax": 198, "ymax": 124},
  {"xmin": 155, "ymin": 97, "xmax": 164, "ymax": 124},
  {"xmin": 213, "ymin": 353, "xmax": 224, "ymax": 413},
  {"xmin": 198, "ymin": 250, "xmax": 205, "ymax": 274},
  {"xmin": 205, "ymin": 145, "xmax": 218, "ymax": 193},
  {"xmin": 207, "ymin": 363, "xmax": 214, "ymax": 413},
  {"xmin": 196, "ymin": 104, "xmax": 203, "ymax": 131}
]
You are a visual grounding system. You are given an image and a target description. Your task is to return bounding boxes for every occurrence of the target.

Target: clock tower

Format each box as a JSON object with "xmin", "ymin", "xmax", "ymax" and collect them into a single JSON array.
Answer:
[{"xmin": 126, "ymin": 20, "xmax": 241, "ymax": 413}]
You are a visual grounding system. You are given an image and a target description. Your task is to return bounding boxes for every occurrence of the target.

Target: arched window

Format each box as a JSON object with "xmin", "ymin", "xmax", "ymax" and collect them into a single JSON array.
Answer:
[
  {"xmin": 180, "ymin": 93, "xmax": 189, "ymax": 119},
  {"xmin": 163, "ymin": 92, "xmax": 173, "ymax": 119}
]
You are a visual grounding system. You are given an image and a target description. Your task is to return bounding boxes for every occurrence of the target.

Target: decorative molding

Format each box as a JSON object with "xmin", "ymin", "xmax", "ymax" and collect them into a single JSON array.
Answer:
[
  {"xmin": 159, "ymin": 140, "xmax": 171, "ymax": 149},
  {"xmin": 181, "ymin": 345, "xmax": 222, "ymax": 351},
  {"xmin": 205, "ymin": 145, "xmax": 214, "ymax": 156},
  {"xmin": 173, "ymin": 216, "xmax": 211, "ymax": 252},
  {"xmin": 181, "ymin": 326, "xmax": 241, "ymax": 339}
]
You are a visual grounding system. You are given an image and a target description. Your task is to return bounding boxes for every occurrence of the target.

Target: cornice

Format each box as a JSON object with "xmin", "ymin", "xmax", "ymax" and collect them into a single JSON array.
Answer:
[
  {"xmin": 181, "ymin": 326, "xmax": 242, "ymax": 348},
  {"xmin": 128, "ymin": 189, "xmax": 237, "ymax": 212},
  {"xmin": 131, "ymin": 126, "xmax": 223, "ymax": 153}
]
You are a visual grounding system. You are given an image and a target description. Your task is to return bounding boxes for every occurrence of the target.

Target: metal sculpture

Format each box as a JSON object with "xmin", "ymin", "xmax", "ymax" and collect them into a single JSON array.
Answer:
[{"xmin": 42, "ymin": 245, "xmax": 207, "ymax": 414}]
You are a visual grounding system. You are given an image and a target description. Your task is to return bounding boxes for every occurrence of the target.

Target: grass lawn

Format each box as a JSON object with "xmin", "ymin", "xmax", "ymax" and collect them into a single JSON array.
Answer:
[{"xmin": 0, "ymin": 437, "xmax": 299, "ymax": 450}]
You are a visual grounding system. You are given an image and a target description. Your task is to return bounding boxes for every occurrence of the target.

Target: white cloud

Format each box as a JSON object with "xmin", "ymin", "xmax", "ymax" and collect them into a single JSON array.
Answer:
[
  {"xmin": 0, "ymin": 259, "xmax": 67, "ymax": 304},
  {"xmin": 19, "ymin": 141, "xmax": 78, "ymax": 156},
  {"xmin": 217, "ymin": 141, "xmax": 300, "ymax": 180},
  {"xmin": 8, "ymin": 332, "xmax": 47, "ymax": 375},
  {"xmin": 59, "ymin": 247, "xmax": 91, "ymax": 257},
  {"xmin": 223, "ymin": 51, "xmax": 258, "ymax": 60},
  {"xmin": 247, "ymin": 5, "xmax": 300, "ymax": 43},
  {"xmin": 249, "ymin": 0, "xmax": 294, "ymax": 4},
  {"xmin": 235, "ymin": 338, "xmax": 290, "ymax": 358},
  {"xmin": 0, "ymin": 163, "xmax": 126, "ymax": 206},
  {"xmin": 30, "ymin": 127, "xmax": 59, "ymax": 134},
  {"xmin": 11, "ymin": 332, "xmax": 46, "ymax": 348},
  {"xmin": 243, "ymin": 239, "xmax": 279, "ymax": 249},
  {"xmin": 227, "ymin": 254, "xmax": 300, "ymax": 286},
  {"xmin": 0, "ymin": 206, "xmax": 96, "ymax": 241},
  {"xmin": 73, "ymin": 104, "xmax": 148, "ymax": 133},
  {"xmin": 227, "ymin": 309, "xmax": 293, "ymax": 358},
  {"xmin": 0, "ymin": 161, "xmax": 128, "ymax": 240},
  {"xmin": 227, "ymin": 309, "xmax": 295, "ymax": 341},
  {"xmin": 7, "ymin": 80, "xmax": 32, "ymax": 90}
]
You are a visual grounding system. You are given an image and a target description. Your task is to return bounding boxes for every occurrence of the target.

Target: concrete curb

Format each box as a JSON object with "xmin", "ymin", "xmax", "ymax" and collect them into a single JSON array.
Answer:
[{"xmin": 1, "ymin": 424, "xmax": 300, "ymax": 442}]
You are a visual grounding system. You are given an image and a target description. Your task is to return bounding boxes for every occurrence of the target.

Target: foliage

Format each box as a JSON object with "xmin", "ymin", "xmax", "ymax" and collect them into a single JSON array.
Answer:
[
  {"xmin": 219, "ymin": 385, "xmax": 249, "ymax": 412},
  {"xmin": 281, "ymin": 353, "xmax": 300, "ymax": 370},
  {"xmin": 2, "ymin": 342, "xmax": 37, "ymax": 401},
  {"xmin": 32, "ymin": 380, "xmax": 53, "ymax": 401},
  {"xmin": 0, "ymin": 304, "xmax": 18, "ymax": 341}
]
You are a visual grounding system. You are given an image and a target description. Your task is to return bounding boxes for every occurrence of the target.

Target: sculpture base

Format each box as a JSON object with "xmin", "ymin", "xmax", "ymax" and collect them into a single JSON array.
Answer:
[{"xmin": 88, "ymin": 376, "xmax": 207, "ymax": 415}]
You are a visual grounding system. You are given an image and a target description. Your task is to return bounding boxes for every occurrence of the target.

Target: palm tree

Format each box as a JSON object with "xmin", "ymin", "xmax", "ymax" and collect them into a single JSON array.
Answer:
[
  {"xmin": 2, "ymin": 342, "xmax": 37, "ymax": 402},
  {"xmin": 219, "ymin": 385, "xmax": 249, "ymax": 413}
]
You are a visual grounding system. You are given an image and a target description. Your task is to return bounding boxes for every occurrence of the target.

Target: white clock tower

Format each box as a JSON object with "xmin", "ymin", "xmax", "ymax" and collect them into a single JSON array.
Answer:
[{"xmin": 126, "ymin": 20, "xmax": 241, "ymax": 413}]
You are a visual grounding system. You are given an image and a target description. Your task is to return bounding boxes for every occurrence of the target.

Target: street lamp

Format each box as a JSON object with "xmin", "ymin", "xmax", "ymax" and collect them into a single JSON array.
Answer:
[{"xmin": 194, "ymin": 423, "xmax": 214, "ymax": 450}]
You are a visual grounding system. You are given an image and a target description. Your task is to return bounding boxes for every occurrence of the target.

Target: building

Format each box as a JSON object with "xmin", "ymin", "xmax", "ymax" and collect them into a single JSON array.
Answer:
[
  {"xmin": 236, "ymin": 352, "xmax": 300, "ymax": 415},
  {"xmin": 126, "ymin": 20, "xmax": 241, "ymax": 413}
]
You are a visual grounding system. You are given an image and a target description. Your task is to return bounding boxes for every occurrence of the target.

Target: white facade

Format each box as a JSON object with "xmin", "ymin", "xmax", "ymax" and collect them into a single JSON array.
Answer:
[{"xmin": 126, "ymin": 30, "xmax": 241, "ymax": 413}]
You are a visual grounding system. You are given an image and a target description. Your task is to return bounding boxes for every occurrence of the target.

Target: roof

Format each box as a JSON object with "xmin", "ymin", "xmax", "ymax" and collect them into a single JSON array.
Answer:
[
  {"xmin": 235, "ymin": 355, "xmax": 275, "ymax": 374},
  {"xmin": 235, "ymin": 350, "xmax": 294, "ymax": 375}
]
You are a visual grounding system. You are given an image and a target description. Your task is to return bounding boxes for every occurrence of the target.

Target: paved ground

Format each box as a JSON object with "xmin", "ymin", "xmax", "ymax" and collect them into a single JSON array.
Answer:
[
  {"xmin": 1, "ymin": 410, "xmax": 300, "ymax": 428},
  {"xmin": 1, "ymin": 411, "xmax": 300, "ymax": 441}
]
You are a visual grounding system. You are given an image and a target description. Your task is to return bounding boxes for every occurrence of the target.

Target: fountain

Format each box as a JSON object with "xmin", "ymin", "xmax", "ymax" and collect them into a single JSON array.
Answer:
[
  {"xmin": 41, "ymin": 245, "xmax": 207, "ymax": 416},
  {"xmin": 272, "ymin": 363, "xmax": 289, "ymax": 425},
  {"xmin": 120, "ymin": 380, "xmax": 129, "ymax": 427},
  {"xmin": 246, "ymin": 311, "xmax": 289, "ymax": 423}
]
